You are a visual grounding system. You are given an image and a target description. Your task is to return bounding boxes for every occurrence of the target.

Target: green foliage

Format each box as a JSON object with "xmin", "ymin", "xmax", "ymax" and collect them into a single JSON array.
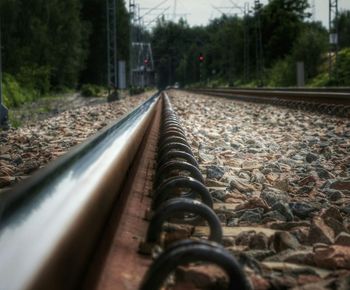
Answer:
[
  {"xmin": 308, "ymin": 72, "xmax": 330, "ymax": 87},
  {"xmin": 0, "ymin": 0, "xmax": 89, "ymax": 89},
  {"xmin": 81, "ymin": 84, "xmax": 104, "ymax": 97},
  {"xmin": 338, "ymin": 11, "xmax": 350, "ymax": 49},
  {"xmin": 266, "ymin": 22, "xmax": 328, "ymax": 87},
  {"xmin": 150, "ymin": 0, "xmax": 325, "ymax": 88},
  {"xmin": 2, "ymin": 73, "xmax": 36, "ymax": 108},
  {"xmin": 0, "ymin": 0, "xmax": 131, "ymax": 108},
  {"xmin": 308, "ymin": 48, "xmax": 350, "ymax": 87},
  {"xmin": 17, "ymin": 65, "xmax": 51, "ymax": 95},
  {"xmin": 267, "ymin": 58, "xmax": 295, "ymax": 87},
  {"xmin": 261, "ymin": 0, "xmax": 310, "ymax": 65},
  {"xmin": 337, "ymin": 48, "xmax": 350, "ymax": 86},
  {"xmin": 289, "ymin": 22, "xmax": 328, "ymax": 82},
  {"xmin": 80, "ymin": 0, "xmax": 130, "ymax": 85},
  {"xmin": 129, "ymin": 86, "xmax": 145, "ymax": 96}
]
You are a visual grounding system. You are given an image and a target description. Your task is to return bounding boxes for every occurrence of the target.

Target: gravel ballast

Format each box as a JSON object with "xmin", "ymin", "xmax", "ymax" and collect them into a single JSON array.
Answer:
[
  {"xmin": 169, "ymin": 90, "xmax": 350, "ymax": 289},
  {"xmin": 0, "ymin": 94, "xmax": 150, "ymax": 190}
]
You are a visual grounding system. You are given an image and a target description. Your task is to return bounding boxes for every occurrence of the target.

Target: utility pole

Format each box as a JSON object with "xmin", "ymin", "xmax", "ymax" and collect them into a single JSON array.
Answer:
[
  {"xmin": 329, "ymin": 0, "xmax": 339, "ymax": 83},
  {"xmin": 173, "ymin": 0, "xmax": 177, "ymax": 21},
  {"xmin": 243, "ymin": 2, "xmax": 251, "ymax": 83},
  {"xmin": 254, "ymin": 0, "xmax": 264, "ymax": 87},
  {"xmin": 129, "ymin": 0, "xmax": 136, "ymax": 88},
  {"xmin": 311, "ymin": 0, "xmax": 316, "ymax": 22},
  {"xmin": 107, "ymin": 0, "xmax": 119, "ymax": 100},
  {"xmin": 0, "ymin": 21, "xmax": 8, "ymax": 128}
]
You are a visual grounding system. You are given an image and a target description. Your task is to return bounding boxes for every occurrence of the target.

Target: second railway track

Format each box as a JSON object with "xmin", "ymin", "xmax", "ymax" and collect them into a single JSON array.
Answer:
[
  {"xmin": 1, "ymin": 89, "xmax": 350, "ymax": 290},
  {"xmin": 188, "ymin": 87, "xmax": 350, "ymax": 117}
]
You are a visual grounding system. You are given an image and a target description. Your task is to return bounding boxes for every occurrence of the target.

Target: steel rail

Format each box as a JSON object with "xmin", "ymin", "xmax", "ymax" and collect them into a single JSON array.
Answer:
[
  {"xmin": 0, "ymin": 92, "xmax": 160, "ymax": 290},
  {"xmin": 188, "ymin": 87, "xmax": 350, "ymax": 105}
]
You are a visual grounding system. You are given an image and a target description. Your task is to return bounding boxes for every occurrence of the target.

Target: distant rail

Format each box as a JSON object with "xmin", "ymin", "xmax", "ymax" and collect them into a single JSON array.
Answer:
[{"xmin": 186, "ymin": 87, "xmax": 350, "ymax": 117}]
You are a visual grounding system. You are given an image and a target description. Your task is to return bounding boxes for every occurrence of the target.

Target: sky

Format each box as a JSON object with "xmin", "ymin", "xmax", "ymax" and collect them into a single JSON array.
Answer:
[{"xmin": 134, "ymin": 0, "xmax": 350, "ymax": 29}]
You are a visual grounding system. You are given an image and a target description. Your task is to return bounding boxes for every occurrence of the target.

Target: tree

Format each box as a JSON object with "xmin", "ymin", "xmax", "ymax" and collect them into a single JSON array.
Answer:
[
  {"xmin": 151, "ymin": 18, "xmax": 194, "ymax": 88},
  {"xmin": 338, "ymin": 11, "xmax": 350, "ymax": 49},
  {"xmin": 260, "ymin": 0, "xmax": 310, "ymax": 66},
  {"xmin": 290, "ymin": 22, "xmax": 328, "ymax": 81},
  {"xmin": 0, "ymin": 0, "xmax": 89, "ymax": 90},
  {"xmin": 80, "ymin": 0, "xmax": 130, "ymax": 86}
]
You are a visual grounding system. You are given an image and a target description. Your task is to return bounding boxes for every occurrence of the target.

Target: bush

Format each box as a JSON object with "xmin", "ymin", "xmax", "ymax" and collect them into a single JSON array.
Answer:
[
  {"xmin": 308, "ymin": 48, "xmax": 350, "ymax": 87},
  {"xmin": 129, "ymin": 86, "xmax": 145, "ymax": 95},
  {"xmin": 308, "ymin": 72, "xmax": 330, "ymax": 87},
  {"xmin": 81, "ymin": 84, "xmax": 103, "ymax": 97},
  {"xmin": 337, "ymin": 48, "xmax": 350, "ymax": 86},
  {"xmin": 267, "ymin": 58, "xmax": 295, "ymax": 87},
  {"xmin": 17, "ymin": 65, "xmax": 51, "ymax": 95},
  {"xmin": 2, "ymin": 73, "xmax": 36, "ymax": 108}
]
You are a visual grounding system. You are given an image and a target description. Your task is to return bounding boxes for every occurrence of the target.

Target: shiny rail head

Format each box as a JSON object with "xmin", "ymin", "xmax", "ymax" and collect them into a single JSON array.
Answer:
[
  {"xmin": 0, "ymin": 91, "xmax": 161, "ymax": 290},
  {"xmin": 0, "ymin": 91, "xmax": 161, "ymax": 222}
]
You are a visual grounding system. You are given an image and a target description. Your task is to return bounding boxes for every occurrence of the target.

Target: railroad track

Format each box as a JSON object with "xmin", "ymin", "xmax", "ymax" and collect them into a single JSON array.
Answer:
[
  {"xmin": 187, "ymin": 88, "xmax": 350, "ymax": 117},
  {"xmin": 1, "ymin": 88, "xmax": 349, "ymax": 290},
  {"xmin": 0, "ymin": 91, "xmax": 251, "ymax": 290}
]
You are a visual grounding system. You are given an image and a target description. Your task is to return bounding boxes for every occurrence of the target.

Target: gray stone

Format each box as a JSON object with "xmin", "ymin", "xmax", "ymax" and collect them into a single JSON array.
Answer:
[
  {"xmin": 308, "ymin": 217, "xmax": 335, "ymax": 244},
  {"xmin": 272, "ymin": 201, "xmax": 294, "ymax": 222},
  {"xmin": 289, "ymin": 202, "xmax": 318, "ymax": 219},
  {"xmin": 227, "ymin": 218, "xmax": 239, "ymax": 227},
  {"xmin": 270, "ymin": 221, "xmax": 310, "ymax": 231},
  {"xmin": 316, "ymin": 168, "xmax": 332, "ymax": 179},
  {"xmin": 247, "ymin": 148, "xmax": 261, "ymax": 154},
  {"xmin": 222, "ymin": 237, "xmax": 235, "ymax": 247},
  {"xmin": 210, "ymin": 189, "xmax": 227, "ymax": 201},
  {"xmin": 323, "ymin": 189, "xmax": 343, "ymax": 201},
  {"xmin": 297, "ymin": 185, "xmax": 314, "ymax": 195},
  {"xmin": 244, "ymin": 250, "xmax": 275, "ymax": 261},
  {"xmin": 232, "ymin": 207, "xmax": 264, "ymax": 218},
  {"xmin": 341, "ymin": 205, "xmax": 350, "ymax": 215},
  {"xmin": 216, "ymin": 213, "xmax": 227, "ymax": 224},
  {"xmin": 228, "ymin": 176, "xmax": 256, "ymax": 194},
  {"xmin": 249, "ymin": 232, "xmax": 269, "ymax": 250},
  {"xmin": 329, "ymin": 179, "xmax": 350, "ymax": 193},
  {"xmin": 306, "ymin": 152, "xmax": 318, "ymax": 163},
  {"xmin": 324, "ymin": 217, "xmax": 347, "ymax": 236},
  {"xmin": 335, "ymin": 232, "xmax": 350, "ymax": 246},
  {"xmin": 230, "ymin": 142, "xmax": 241, "ymax": 149},
  {"xmin": 235, "ymin": 231, "xmax": 256, "ymax": 246},
  {"xmin": 207, "ymin": 165, "xmax": 225, "ymax": 180},
  {"xmin": 263, "ymin": 210, "xmax": 287, "ymax": 222},
  {"xmin": 239, "ymin": 210, "xmax": 263, "ymax": 224},
  {"xmin": 251, "ymin": 169, "xmax": 267, "ymax": 183},
  {"xmin": 260, "ymin": 188, "xmax": 289, "ymax": 206},
  {"xmin": 271, "ymin": 231, "xmax": 301, "ymax": 252}
]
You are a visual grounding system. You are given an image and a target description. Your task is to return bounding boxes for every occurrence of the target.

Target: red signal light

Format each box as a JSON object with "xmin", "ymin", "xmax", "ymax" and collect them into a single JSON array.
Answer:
[
  {"xmin": 144, "ymin": 58, "xmax": 150, "ymax": 65},
  {"xmin": 198, "ymin": 53, "xmax": 204, "ymax": 62}
]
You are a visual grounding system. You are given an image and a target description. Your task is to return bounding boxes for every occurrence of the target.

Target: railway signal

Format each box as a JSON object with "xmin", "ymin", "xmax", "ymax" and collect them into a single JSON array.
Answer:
[{"xmin": 198, "ymin": 53, "xmax": 205, "ymax": 63}]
